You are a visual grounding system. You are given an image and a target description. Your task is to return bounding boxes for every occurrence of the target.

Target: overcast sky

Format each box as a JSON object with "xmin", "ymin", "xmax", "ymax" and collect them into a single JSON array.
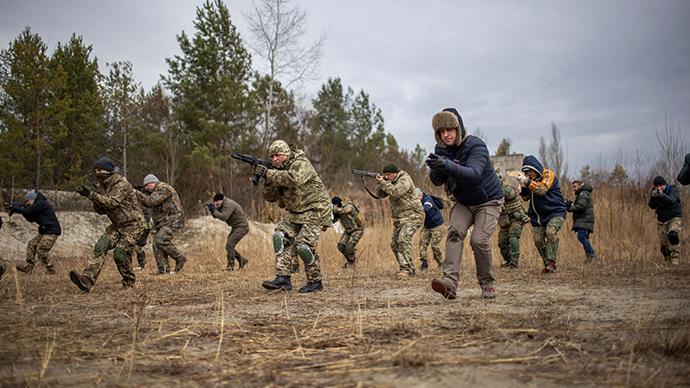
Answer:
[{"xmin": 2, "ymin": 0, "xmax": 689, "ymax": 176}]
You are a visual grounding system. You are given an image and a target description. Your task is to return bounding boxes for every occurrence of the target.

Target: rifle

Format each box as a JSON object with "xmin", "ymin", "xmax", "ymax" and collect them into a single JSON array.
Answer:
[
  {"xmin": 351, "ymin": 169, "xmax": 383, "ymax": 199},
  {"xmin": 231, "ymin": 153, "xmax": 274, "ymax": 185}
]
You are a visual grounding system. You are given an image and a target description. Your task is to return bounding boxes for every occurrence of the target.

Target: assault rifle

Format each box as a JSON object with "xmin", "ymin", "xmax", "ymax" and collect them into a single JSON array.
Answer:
[
  {"xmin": 351, "ymin": 169, "xmax": 382, "ymax": 199},
  {"xmin": 231, "ymin": 153, "xmax": 274, "ymax": 185}
]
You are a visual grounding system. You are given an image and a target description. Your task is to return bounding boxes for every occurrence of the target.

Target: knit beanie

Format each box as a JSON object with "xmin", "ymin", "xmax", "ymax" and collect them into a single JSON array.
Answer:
[
  {"xmin": 382, "ymin": 164, "xmax": 400, "ymax": 174},
  {"xmin": 24, "ymin": 190, "xmax": 37, "ymax": 201},
  {"xmin": 653, "ymin": 176, "xmax": 667, "ymax": 186},
  {"xmin": 94, "ymin": 157, "xmax": 115, "ymax": 172},
  {"xmin": 213, "ymin": 192, "xmax": 224, "ymax": 201},
  {"xmin": 331, "ymin": 196, "xmax": 342, "ymax": 206},
  {"xmin": 143, "ymin": 174, "xmax": 159, "ymax": 185}
]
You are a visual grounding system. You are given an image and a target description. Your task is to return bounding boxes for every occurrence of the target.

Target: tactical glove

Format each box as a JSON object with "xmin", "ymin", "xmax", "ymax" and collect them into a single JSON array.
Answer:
[
  {"xmin": 76, "ymin": 185, "xmax": 92, "ymax": 197},
  {"xmin": 516, "ymin": 174, "xmax": 530, "ymax": 187},
  {"xmin": 425, "ymin": 153, "xmax": 446, "ymax": 170},
  {"xmin": 253, "ymin": 164, "xmax": 268, "ymax": 179},
  {"xmin": 206, "ymin": 203, "xmax": 216, "ymax": 213},
  {"xmin": 651, "ymin": 188, "xmax": 661, "ymax": 197}
]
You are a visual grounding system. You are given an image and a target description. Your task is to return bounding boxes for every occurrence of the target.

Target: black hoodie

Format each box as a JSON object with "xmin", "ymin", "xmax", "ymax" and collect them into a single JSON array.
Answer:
[{"xmin": 13, "ymin": 192, "xmax": 62, "ymax": 235}]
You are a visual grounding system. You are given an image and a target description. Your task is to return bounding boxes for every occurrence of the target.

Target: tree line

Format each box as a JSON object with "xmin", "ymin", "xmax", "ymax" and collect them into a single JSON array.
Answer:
[{"xmin": 0, "ymin": 0, "xmax": 426, "ymax": 219}]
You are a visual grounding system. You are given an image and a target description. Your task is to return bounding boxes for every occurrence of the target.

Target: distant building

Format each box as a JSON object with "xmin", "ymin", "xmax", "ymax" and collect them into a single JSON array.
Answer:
[{"xmin": 491, "ymin": 154, "xmax": 524, "ymax": 179}]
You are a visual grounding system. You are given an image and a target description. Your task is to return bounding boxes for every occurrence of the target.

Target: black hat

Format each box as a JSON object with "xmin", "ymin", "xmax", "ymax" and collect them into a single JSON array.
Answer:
[
  {"xmin": 94, "ymin": 157, "xmax": 115, "ymax": 172},
  {"xmin": 382, "ymin": 163, "xmax": 400, "ymax": 174},
  {"xmin": 331, "ymin": 196, "xmax": 342, "ymax": 206},
  {"xmin": 653, "ymin": 176, "xmax": 667, "ymax": 186},
  {"xmin": 213, "ymin": 192, "xmax": 224, "ymax": 201}
]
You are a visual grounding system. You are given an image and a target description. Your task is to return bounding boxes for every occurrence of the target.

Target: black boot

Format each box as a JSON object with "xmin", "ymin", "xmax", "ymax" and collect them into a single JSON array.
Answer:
[
  {"xmin": 262, "ymin": 275, "xmax": 292, "ymax": 291},
  {"xmin": 299, "ymin": 281, "xmax": 323, "ymax": 293},
  {"xmin": 174, "ymin": 256, "xmax": 187, "ymax": 273},
  {"xmin": 237, "ymin": 254, "xmax": 248, "ymax": 269}
]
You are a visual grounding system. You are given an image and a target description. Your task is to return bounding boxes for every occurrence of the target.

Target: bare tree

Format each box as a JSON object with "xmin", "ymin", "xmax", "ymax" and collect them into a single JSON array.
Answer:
[
  {"xmin": 245, "ymin": 0, "xmax": 327, "ymax": 149},
  {"xmin": 538, "ymin": 122, "xmax": 568, "ymax": 181},
  {"xmin": 654, "ymin": 110, "xmax": 687, "ymax": 182}
]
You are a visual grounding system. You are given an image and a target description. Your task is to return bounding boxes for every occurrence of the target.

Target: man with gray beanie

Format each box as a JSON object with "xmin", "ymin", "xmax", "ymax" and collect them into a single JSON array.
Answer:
[
  {"xmin": 136, "ymin": 174, "xmax": 187, "ymax": 274},
  {"xmin": 9, "ymin": 190, "xmax": 62, "ymax": 274}
]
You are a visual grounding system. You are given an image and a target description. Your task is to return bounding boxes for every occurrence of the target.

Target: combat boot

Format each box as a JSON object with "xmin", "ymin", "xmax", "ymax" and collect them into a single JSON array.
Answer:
[
  {"xmin": 262, "ymin": 275, "xmax": 292, "ymax": 291},
  {"xmin": 69, "ymin": 271, "xmax": 93, "ymax": 292},
  {"xmin": 541, "ymin": 261, "xmax": 557, "ymax": 274},
  {"xmin": 238, "ymin": 255, "xmax": 248, "ymax": 269},
  {"xmin": 481, "ymin": 285, "xmax": 496, "ymax": 299},
  {"xmin": 174, "ymin": 256, "xmax": 187, "ymax": 273},
  {"xmin": 16, "ymin": 262, "xmax": 33, "ymax": 274},
  {"xmin": 298, "ymin": 281, "xmax": 323, "ymax": 293}
]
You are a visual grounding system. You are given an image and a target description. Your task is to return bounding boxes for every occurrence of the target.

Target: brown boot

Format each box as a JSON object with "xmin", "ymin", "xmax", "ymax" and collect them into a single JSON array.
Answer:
[
  {"xmin": 431, "ymin": 278, "xmax": 456, "ymax": 300},
  {"xmin": 69, "ymin": 271, "xmax": 93, "ymax": 292}
]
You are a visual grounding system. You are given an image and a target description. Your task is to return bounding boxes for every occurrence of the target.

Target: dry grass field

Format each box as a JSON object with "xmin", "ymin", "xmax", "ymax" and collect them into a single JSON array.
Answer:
[{"xmin": 1, "ymin": 186, "xmax": 689, "ymax": 387}]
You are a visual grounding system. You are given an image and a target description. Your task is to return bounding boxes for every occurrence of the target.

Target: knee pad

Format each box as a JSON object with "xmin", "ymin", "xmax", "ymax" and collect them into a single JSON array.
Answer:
[
  {"xmin": 296, "ymin": 244, "xmax": 315, "ymax": 266},
  {"xmin": 273, "ymin": 231, "xmax": 285, "ymax": 254},
  {"xmin": 94, "ymin": 236, "xmax": 111, "ymax": 256},
  {"xmin": 668, "ymin": 231, "xmax": 679, "ymax": 245},
  {"xmin": 113, "ymin": 247, "xmax": 129, "ymax": 265}
]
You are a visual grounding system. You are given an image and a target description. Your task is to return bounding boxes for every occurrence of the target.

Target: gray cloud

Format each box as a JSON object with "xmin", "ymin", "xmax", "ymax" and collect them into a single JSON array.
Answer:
[{"xmin": 2, "ymin": 0, "xmax": 689, "ymax": 175}]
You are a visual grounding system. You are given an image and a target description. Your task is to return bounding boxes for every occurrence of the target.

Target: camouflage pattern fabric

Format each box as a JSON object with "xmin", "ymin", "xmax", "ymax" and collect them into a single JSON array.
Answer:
[
  {"xmin": 263, "ymin": 147, "xmax": 332, "ymax": 227},
  {"xmin": 25, "ymin": 233, "xmax": 58, "ymax": 270},
  {"xmin": 153, "ymin": 225, "xmax": 185, "ymax": 272},
  {"xmin": 337, "ymin": 229, "xmax": 364, "ymax": 263},
  {"xmin": 498, "ymin": 218, "xmax": 524, "ymax": 265},
  {"xmin": 657, "ymin": 217, "xmax": 682, "ymax": 261},
  {"xmin": 391, "ymin": 219, "xmax": 422, "ymax": 274},
  {"xmin": 419, "ymin": 225, "xmax": 444, "ymax": 266},
  {"xmin": 532, "ymin": 216, "xmax": 565, "ymax": 266},
  {"xmin": 84, "ymin": 224, "xmax": 145, "ymax": 287},
  {"xmin": 333, "ymin": 201, "xmax": 364, "ymax": 232},
  {"xmin": 376, "ymin": 170, "xmax": 425, "ymax": 222},
  {"xmin": 90, "ymin": 173, "xmax": 146, "ymax": 229},
  {"xmin": 137, "ymin": 181, "xmax": 184, "ymax": 228},
  {"xmin": 275, "ymin": 221, "xmax": 323, "ymax": 281}
]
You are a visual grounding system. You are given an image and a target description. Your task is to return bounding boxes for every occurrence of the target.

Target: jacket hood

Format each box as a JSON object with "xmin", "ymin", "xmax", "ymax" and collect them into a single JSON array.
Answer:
[
  {"xmin": 578, "ymin": 183, "xmax": 593, "ymax": 193},
  {"xmin": 35, "ymin": 191, "xmax": 47, "ymax": 202},
  {"xmin": 521, "ymin": 155, "xmax": 544, "ymax": 180}
]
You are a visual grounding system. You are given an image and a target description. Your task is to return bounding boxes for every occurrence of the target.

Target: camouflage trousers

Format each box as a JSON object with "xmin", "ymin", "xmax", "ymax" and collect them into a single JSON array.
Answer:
[
  {"xmin": 337, "ymin": 229, "xmax": 364, "ymax": 264},
  {"xmin": 532, "ymin": 216, "xmax": 565, "ymax": 267},
  {"xmin": 419, "ymin": 225, "xmax": 444, "ymax": 266},
  {"xmin": 25, "ymin": 233, "xmax": 58, "ymax": 270},
  {"xmin": 275, "ymin": 221, "xmax": 323, "ymax": 281},
  {"xmin": 153, "ymin": 226, "xmax": 185, "ymax": 273},
  {"xmin": 84, "ymin": 223, "xmax": 145, "ymax": 287},
  {"xmin": 498, "ymin": 220, "xmax": 525, "ymax": 265},
  {"xmin": 391, "ymin": 219, "xmax": 422, "ymax": 274},
  {"xmin": 657, "ymin": 217, "xmax": 682, "ymax": 261},
  {"xmin": 133, "ymin": 228, "xmax": 151, "ymax": 268}
]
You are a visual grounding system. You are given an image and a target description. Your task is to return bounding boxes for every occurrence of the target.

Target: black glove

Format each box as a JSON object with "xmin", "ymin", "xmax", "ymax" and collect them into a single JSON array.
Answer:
[
  {"xmin": 565, "ymin": 199, "xmax": 573, "ymax": 210},
  {"xmin": 425, "ymin": 153, "xmax": 446, "ymax": 170},
  {"xmin": 206, "ymin": 203, "xmax": 216, "ymax": 213},
  {"xmin": 651, "ymin": 188, "xmax": 661, "ymax": 198},
  {"xmin": 76, "ymin": 185, "xmax": 91, "ymax": 197},
  {"xmin": 253, "ymin": 164, "xmax": 268, "ymax": 178}
]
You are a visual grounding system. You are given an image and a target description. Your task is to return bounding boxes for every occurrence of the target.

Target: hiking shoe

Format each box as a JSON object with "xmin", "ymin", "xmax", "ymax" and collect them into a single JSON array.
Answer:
[
  {"xmin": 16, "ymin": 263, "xmax": 33, "ymax": 274},
  {"xmin": 298, "ymin": 281, "xmax": 323, "ymax": 293},
  {"xmin": 238, "ymin": 256, "xmax": 248, "ymax": 269},
  {"xmin": 481, "ymin": 285, "xmax": 496, "ymax": 299},
  {"xmin": 261, "ymin": 275, "xmax": 292, "ymax": 291},
  {"xmin": 69, "ymin": 271, "xmax": 93, "ymax": 292},
  {"xmin": 431, "ymin": 278, "xmax": 456, "ymax": 300},
  {"xmin": 541, "ymin": 262, "xmax": 557, "ymax": 274},
  {"xmin": 174, "ymin": 256, "xmax": 187, "ymax": 273},
  {"xmin": 420, "ymin": 261, "xmax": 429, "ymax": 272}
]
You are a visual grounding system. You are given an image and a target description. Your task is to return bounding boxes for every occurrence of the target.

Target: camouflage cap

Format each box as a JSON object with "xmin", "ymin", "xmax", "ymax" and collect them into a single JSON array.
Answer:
[{"xmin": 269, "ymin": 140, "xmax": 290, "ymax": 156}]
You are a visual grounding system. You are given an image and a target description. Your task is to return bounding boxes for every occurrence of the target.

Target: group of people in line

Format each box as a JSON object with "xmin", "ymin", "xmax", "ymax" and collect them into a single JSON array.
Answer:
[{"xmin": 1, "ymin": 108, "xmax": 688, "ymax": 299}]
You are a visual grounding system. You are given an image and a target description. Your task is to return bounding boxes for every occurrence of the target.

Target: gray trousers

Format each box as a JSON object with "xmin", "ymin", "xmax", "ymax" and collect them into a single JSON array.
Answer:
[{"xmin": 442, "ymin": 199, "xmax": 503, "ymax": 290}]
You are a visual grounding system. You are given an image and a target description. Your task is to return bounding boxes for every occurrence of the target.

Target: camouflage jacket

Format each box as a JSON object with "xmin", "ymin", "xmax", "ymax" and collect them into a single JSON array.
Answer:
[
  {"xmin": 376, "ymin": 170, "xmax": 425, "ymax": 222},
  {"xmin": 90, "ymin": 173, "xmax": 145, "ymax": 229},
  {"xmin": 137, "ymin": 181, "xmax": 184, "ymax": 229},
  {"xmin": 211, "ymin": 198, "xmax": 249, "ymax": 229},
  {"xmin": 333, "ymin": 201, "xmax": 364, "ymax": 232},
  {"xmin": 502, "ymin": 182, "xmax": 527, "ymax": 217},
  {"xmin": 263, "ymin": 148, "xmax": 332, "ymax": 226}
]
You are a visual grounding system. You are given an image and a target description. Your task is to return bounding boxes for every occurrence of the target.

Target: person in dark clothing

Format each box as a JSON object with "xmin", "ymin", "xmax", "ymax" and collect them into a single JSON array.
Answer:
[
  {"xmin": 8, "ymin": 190, "xmax": 62, "ymax": 274},
  {"xmin": 0, "ymin": 215, "xmax": 5, "ymax": 280},
  {"xmin": 417, "ymin": 189, "xmax": 445, "ymax": 271},
  {"xmin": 427, "ymin": 108, "xmax": 504, "ymax": 300},
  {"xmin": 208, "ymin": 192, "xmax": 250, "ymax": 272},
  {"xmin": 648, "ymin": 176, "xmax": 682, "ymax": 265},
  {"xmin": 678, "ymin": 153, "xmax": 690, "ymax": 185},
  {"xmin": 567, "ymin": 180, "xmax": 596, "ymax": 262},
  {"xmin": 516, "ymin": 155, "xmax": 567, "ymax": 274}
]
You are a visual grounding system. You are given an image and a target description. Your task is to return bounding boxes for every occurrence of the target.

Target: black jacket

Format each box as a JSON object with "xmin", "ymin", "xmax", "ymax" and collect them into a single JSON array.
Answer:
[
  {"xmin": 429, "ymin": 135, "xmax": 503, "ymax": 206},
  {"xmin": 678, "ymin": 153, "xmax": 690, "ymax": 186},
  {"xmin": 648, "ymin": 184, "xmax": 683, "ymax": 223},
  {"xmin": 12, "ymin": 192, "xmax": 62, "ymax": 235},
  {"xmin": 569, "ymin": 184, "xmax": 595, "ymax": 232}
]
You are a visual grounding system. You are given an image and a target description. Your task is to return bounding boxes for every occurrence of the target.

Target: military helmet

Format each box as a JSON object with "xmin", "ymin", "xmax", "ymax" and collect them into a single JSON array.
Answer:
[{"xmin": 269, "ymin": 140, "xmax": 290, "ymax": 156}]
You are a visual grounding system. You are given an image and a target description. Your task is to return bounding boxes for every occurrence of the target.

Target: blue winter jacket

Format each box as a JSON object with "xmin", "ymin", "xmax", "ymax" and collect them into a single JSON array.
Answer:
[
  {"xmin": 12, "ymin": 192, "xmax": 62, "ymax": 235},
  {"xmin": 421, "ymin": 194, "xmax": 444, "ymax": 229},
  {"xmin": 429, "ymin": 135, "xmax": 504, "ymax": 206},
  {"xmin": 519, "ymin": 155, "xmax": 567, "ymax": 226}
]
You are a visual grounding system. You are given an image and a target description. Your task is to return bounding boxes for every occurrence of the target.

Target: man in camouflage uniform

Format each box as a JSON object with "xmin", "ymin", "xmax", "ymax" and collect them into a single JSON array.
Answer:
[
  {"xmin": 497, "ymin": 175, "xmax": 529, "ymax": 268},
  {"xmin": 417, "ymin": 188, "xmax": 445, "ymax": 272},
  {"xmin": 255, "ymin": 140, "xmax": 331, "ymax": 293},
  {"xmin": 648, "ymin": 176, "xmax": 682, "ymax": 265},
  {"xmin": 208, "ymin": 192, "xmax": 249, "ymax": 271},
  {"xmin": 132, "ymin": 207, "xmax": 153, "ymax": 270},
  {"xmin": 69, "ymin": 157, "xmax": 146, "ymax": 291},
  {"xmin": 332, "ymin": 196, "xmax": 365, "ymax": 268},
  {"xmin": 137, "ymin": 174, "xmax": 187, "ymax": 274},
  {"xmin": 375, "ymin": 164, "xmax": 425, "ymax": 278}
]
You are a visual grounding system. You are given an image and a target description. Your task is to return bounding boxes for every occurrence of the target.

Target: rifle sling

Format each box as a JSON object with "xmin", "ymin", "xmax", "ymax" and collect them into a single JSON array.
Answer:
[{"xmin": 360, "ymin": 176, "xmax": 382, "ymax": 199}]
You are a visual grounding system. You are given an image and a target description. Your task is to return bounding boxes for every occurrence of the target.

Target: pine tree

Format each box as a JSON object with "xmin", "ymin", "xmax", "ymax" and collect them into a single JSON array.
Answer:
[
  {"xmin": 308, "ymin": 77, "xmax": 351, "ymax": 174},
  {"xmin": 495, "ymin": 138, "xmax": 511, "ymax": 156}
]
